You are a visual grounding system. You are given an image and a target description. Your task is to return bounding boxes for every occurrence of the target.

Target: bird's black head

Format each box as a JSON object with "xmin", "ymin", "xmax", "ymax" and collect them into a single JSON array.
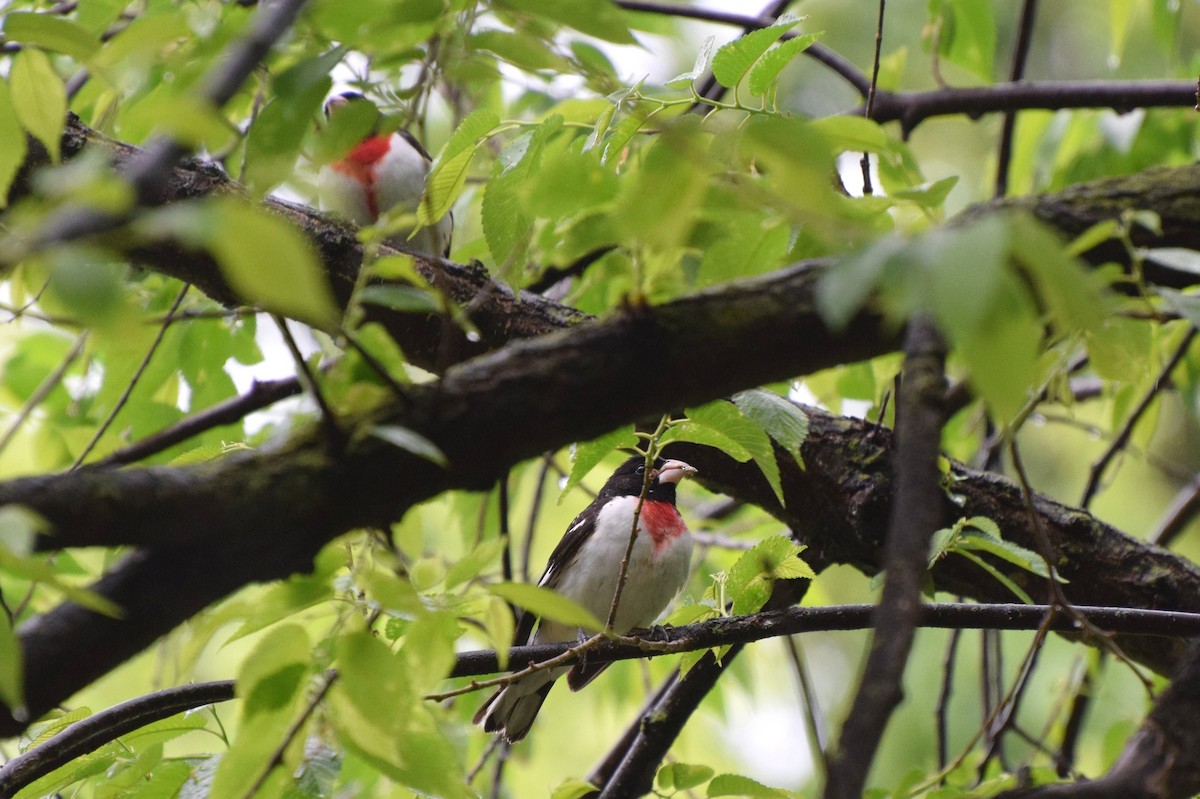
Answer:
[
  {"xmin": 323, "ymin": 90, "xmax": 367, "ymax": 117},
  {"xmin": 598, "ymin": 455, "xmax": 697, "ymax": 504}
]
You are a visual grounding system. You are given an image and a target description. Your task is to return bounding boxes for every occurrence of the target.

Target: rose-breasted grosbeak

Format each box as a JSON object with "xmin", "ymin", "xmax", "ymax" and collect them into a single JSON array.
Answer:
[
  {"xmin": 474, "ymin": 455, "xmax": 697, "ymax": 742},
  {"xmin": 318, "ymin": 91, "xmax": 453, "ymax": 258}
]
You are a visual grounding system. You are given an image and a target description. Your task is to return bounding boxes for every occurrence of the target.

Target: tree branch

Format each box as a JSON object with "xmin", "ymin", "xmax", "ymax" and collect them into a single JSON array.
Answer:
[{"xmin": 826, "ymin": 316, "xmax": 948, "ymax": 799}]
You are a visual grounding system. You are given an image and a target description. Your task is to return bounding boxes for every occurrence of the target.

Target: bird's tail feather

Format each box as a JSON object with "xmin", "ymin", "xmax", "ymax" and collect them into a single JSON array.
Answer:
[{"xmin": 474, "ymin": 681, "xmax": 555, "ymax": 743}]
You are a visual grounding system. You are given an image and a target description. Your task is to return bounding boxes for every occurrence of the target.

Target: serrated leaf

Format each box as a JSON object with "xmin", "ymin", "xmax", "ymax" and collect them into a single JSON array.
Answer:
[
  {"xmin": 747, "ymin": 32, "xmax": 820, "ymax": 96},
  {"xmin": 726, "ymin": 536, "xmax": 812, "ymax": 615},
  {"xmin": 733, "ymin": 389, "xmax": 808, "ymax": 467},
  {"xmin": 686, "ymin": 400, "xmax": 784, "ymax": 506},
  {"xmin": 563, "ymin": 427, "xmax": 638, "ymax": 497},
  {"xmin": 370, "ymin": 424, "xmax": 448, "ymax": 467},
  {"xmin": 11, "ymin": 48, "xmax": 67, "ymax": 162},
  {"xmin": 487, "ymin": 583, "xmax": 605, "ymax": 632},
  {"xmin": 666, "ymin": 35, "xmax": 717, "ymax": 88},
  {"xmin": 600, "ymin": 101, "xmax": 653, "ymax": 165},
  {"xmin": 659, "ymin": 421, "xmax": 752, "ymax": 462},
  {"xmin": 711, "ymin": 19, "xmax": 799, "ymax": 89},
  {"xmin": 421, "ymin": 109, "xmax": 500, "ymax": 224}
]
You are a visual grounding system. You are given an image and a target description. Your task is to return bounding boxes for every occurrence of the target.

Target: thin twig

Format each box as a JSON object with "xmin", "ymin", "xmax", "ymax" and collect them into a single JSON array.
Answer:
[
  {"xmin": 934, "ymin": 625, "xmax": 963, "ymax": 773},
  {"xmin": 273, "ymin": 316, "xmax": 342, "ymax": 444},
  {"xmin": 0, "ymin": 332, "xmax": 88, "ymax": 457},
  {"xmin": 71, "ymin": 284, "xmax": 189, "ymax": 469},
  {"xmin": 994, "ymin": 0, "xmax": 1040, "ymax": 197},
  {"xmin": 785, "ymin": 635, "xmax": 829, "ymax": 782},
  {"xmin": 859, "ymin": 0, "xmax": 886, "ymax": 192},
  {"xmin": 90, "ymin": 376, "xmax": 302, "ymax": 468},
  {"xmin": 1079, "ymin": 326, "xmax": 1197, "ymax": 508}
]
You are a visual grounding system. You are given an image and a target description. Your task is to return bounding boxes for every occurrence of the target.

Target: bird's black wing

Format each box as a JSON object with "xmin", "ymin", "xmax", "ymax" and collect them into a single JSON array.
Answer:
[{"xmin": 511, "ymin": 504, "xmax": 598, "ymax": 645}]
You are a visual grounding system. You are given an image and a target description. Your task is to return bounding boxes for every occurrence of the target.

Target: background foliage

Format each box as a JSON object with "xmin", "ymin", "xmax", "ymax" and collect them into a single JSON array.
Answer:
[{"xmin": 0, "ymin": 0, "xmax": 1198, "ymax": 798}]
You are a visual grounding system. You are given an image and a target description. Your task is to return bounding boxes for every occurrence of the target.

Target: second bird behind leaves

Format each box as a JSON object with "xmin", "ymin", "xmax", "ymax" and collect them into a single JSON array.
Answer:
[
  {"xmin": 475, "ymin": 455, "xmax": 698, "ymax": 742},
  {"xmin": 318, "ymin": 91, "xmax": 453, "ymax": 259}
]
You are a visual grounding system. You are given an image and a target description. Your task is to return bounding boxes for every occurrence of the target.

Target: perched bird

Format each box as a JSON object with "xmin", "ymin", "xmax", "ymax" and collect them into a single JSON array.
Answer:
[
  {"xmin": 318, "ymin": 91, "xmax": 453, "ymax": 258},
  {"xmin": 475, "ymin": 455, "xmax": 697, "ymax": 742}
]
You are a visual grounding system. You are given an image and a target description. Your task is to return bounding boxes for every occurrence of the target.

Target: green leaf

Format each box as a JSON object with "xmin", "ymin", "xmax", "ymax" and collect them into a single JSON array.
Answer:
[
  {"xmin": 203, "ymin": 199, "xmax": 339, "ymax": 328},
  {"xmin": 3, "ymin": 13, "xmax": 98, "ymax": 61},
  {"xmin": 726, "ymin": 536, "xmax": 813, "ymax": 616},
  {"xmin": 0, "ymin": 82, "xmax": 27, "ymax": 208},
  {"xmin": 400, "ymin": 610, "xmax": 459, "ymax": 692},
  {"xmin": 930, "ymin": 0, "xmax": 995, "ymax": 80},
  {"xmin": 711, "ymin": 19, "xmax": 799, "ymax": 89},
  {"xmin": 708, "ymin": 772, "xmax": 792, "ymax": 797},
  {"xmin": 238, "ymin": 624, "xmax": 311, "ymax": 716},
  {"xmin": 1145, "ymin": 247, "xmax": 1200, "ymax": 275},
  {"xmin": 732, "ymin": 389, "xmax": 809, "ymax": 467},
  {"xmin": 0, "ymin": 610, "xmax": 23, "ymax": 721},
  {"xmin": 487, "ymin": 582, "xmax": 605, "ymax": 632},
  {"xmin": 499, "ymin": 0, "xmax": 636, "ymax": 44},
  {"xmin": 359, "ymin": 283, "xmax": 441, "ymax": 313},
  {"xmin": 445, "ymin": 536, "xmax": 508, "ymax": 590},
  {"xmin": 686, "ymin": 400, "xmax": 785, "ymax": 506},
  {"xmin": 658, "ymin": 763, "xmax": 715, "ymax": 791},
  {"xmin": 421, "ymin": 108, "xmax": 500, "ymax": 224},
  {"xmin": 659, "ymin": 420, "xmax": 752, "ymax": 462},
  {"xmin": 330, "ymin": 632, "xmax": 471, "ymax": 799},
  {"xmin": 816, "ymin": 235, "xmax": 906, "ymax": 331},
  {"xmin": 11, "ymin": 48, "xmax": 67, "ymax": 162},
  {"xmin": 564, "ymin": 427, "xmax": 638, "ymax": 497},
  {"xmin": 370, "ymin": 424, "xmax": 448, "ymax": 467},
  {"xmin": 551, "ymin": 779, "xmax": 600, "ymax": 799},
  {"xmin": 483, "ymin": 596, "xmax": 515, "ymax": 670},
  {"xmin": 747, "ymin": 33, "xmax": 821, "ymax": 96},
  {"xmin": 666, "ymin": 35, "xmax": 717, "ymax": 89}
]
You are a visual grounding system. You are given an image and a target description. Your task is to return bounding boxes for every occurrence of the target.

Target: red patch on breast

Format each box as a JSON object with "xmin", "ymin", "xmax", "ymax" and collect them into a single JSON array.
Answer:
[
  {"xmin": 330, "ymin": 135, "xmax": 391, "ymax": 219},
  {"xmin": 640, "ymin": 500, "xmax": 686, "ymax": 551}
]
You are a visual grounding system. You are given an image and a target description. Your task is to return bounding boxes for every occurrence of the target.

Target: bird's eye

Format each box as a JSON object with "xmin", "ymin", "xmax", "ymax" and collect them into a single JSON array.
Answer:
[{"xmin": 635, "ymin": 464, "xmax": 645, "ymax": 474}]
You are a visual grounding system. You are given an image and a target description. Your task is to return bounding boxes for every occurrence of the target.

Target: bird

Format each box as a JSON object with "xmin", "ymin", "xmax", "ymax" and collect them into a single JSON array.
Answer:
[
  {"xmin": 318, "ymin": 91, "xmax": 453, "ymax": 258},
  {"xmin": 474, "ymin": 454, "xmax": 697, "ymax": 742}
]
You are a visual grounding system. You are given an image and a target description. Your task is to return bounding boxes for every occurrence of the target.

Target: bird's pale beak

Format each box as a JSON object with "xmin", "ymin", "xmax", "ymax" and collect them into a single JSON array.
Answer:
[{"xmin": 656, "ymin": 459, "xmax": 698, "ymax": 485}]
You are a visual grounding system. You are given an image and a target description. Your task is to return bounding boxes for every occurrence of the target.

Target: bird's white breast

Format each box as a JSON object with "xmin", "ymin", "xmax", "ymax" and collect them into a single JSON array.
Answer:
[{"xmin": 538, "ymin": 495, "xmax": 692, "ymax": 643}]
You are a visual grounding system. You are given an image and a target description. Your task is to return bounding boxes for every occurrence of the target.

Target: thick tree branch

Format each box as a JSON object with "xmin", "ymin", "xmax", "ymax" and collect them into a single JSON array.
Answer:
[{"xmin": 8, "ymin": 116, "xmax": 587, "ymax": 374}]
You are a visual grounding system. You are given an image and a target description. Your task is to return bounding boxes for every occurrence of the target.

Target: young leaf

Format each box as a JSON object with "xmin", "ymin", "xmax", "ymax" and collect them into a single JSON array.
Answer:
[
  {"xmin": 487, "ymin": 583, "xmax": 605, "ymax": 632},
  {"xmin": 421, "ymin": 109, "xmax": 500, "ymax": 224},
  {"xmin": 711, "ymin": 19, "xmax": 799, "ymax": 89},
  {"xmin": 369, "ymin": 425, "xmax": 448, "ymax": 468},
  {"xmin": 747, "ymin": 32, "xmax": 821, "ymax": 96}
]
